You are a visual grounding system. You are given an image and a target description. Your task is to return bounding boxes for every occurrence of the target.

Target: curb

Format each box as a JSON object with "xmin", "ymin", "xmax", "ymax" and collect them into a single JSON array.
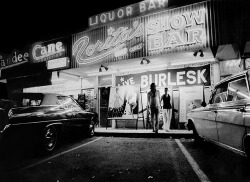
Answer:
[{"xmin": 95, "ymin": 131, "xmax": 193, "ymax": 139}]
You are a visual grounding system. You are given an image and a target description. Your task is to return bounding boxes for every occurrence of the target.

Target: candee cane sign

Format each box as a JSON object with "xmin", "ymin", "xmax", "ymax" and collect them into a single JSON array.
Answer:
[
  {"xmin": 31, "ymin": 37, "xmax": 69, "ymax": 63},
  {"xmin": 0, "ymin": 50, "xmax": 29, "ymax": 69},
  {"xmin": 115, "ymin": 64, "xmax": 210, "ymax": 91},
  {"xmin": 72, "ymin": 2, "xmax": 209, "ymax": 68}
]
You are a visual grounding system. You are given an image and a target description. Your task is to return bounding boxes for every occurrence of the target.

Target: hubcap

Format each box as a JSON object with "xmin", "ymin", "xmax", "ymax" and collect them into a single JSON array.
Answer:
[
  {"xmin": 89, "ymin": 122, "xmax": 95, "ymax": 136},
  {"xmin": 44, "ymin": 127, "xmax": 56, "ymax": 151}
]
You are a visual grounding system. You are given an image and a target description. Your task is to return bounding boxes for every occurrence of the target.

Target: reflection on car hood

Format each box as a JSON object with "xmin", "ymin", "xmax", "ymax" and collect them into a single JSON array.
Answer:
[
  {"xmin": 10, "ymin": 106, "xmax": 55, "ymax": 116},
  {"xmin": 190, "ymin": 106, "xmax": 205, "ymax": 112}
]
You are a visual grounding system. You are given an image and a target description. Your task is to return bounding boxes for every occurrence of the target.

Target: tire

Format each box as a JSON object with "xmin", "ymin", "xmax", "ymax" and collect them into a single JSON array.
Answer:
[
  {"xmin": 244, "ymin": 137, "xmax": 250, "ymax": 158},
  {"xmin": 42, "ymin": 126, "xmax": 58, "ymax": 153},
  {"xmin": 192, "ymin": 123, "xmax": 203, "ymax": 145}
]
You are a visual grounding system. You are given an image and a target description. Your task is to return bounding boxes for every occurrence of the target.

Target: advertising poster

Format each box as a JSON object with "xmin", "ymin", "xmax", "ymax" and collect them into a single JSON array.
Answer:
[
  {"xmin": 108, "ymin": 85, "xmax": 140, "ymax": 119},
  {"xmin": 179, "ymin": 86, "xmax": 203, "ymax": 123}
]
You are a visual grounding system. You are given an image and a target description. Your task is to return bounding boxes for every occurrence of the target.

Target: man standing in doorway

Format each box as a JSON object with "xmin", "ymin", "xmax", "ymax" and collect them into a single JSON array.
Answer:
[
  {"xmin": 161, "ymin": 87, "xmax": 172, "ymax": 132},
  {"xmin": 147, "ymin": 83, "xmax": 161, "ymax": 133}
]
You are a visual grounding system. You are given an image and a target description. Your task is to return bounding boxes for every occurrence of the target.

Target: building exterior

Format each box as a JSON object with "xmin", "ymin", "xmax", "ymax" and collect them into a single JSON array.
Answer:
[{"xmin": 0, "ymin": 0, "xmax": 249, "ymax": 129}]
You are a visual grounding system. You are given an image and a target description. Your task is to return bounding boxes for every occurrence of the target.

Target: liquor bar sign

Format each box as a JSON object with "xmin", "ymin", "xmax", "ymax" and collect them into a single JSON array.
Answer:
[
  {"xmin": 89, "ymin": 0, "xmax": 168, "ymax": 28},
  {"xmin": 116, "ymin": 64, "xmax": 210, "ymax": 91}
]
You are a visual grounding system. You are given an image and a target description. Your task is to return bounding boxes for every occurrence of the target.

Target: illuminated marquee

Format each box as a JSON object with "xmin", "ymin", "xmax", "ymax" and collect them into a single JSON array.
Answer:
[
  {"xmin": 73, "ymin": 21, "xmax": 144, "ymax": 65},
  {"xmin": 147, "ymin": 8, "xmax": 207, "ymax": 53},
  {"xmin": 0, "ymin": 51, "xmax": 29, "ymax": 69},
  {"xmin": 89, "ymin": 0, "xmax": 168, "ymax": 27},
  {"xmin": 31, "ymin": 41, "xmax": 66, "ymax": 63}
]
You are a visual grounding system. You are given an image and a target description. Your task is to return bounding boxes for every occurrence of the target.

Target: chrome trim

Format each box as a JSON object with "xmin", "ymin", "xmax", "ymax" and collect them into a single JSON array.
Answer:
[
  {"xmin": 201, "ymin": 135, "xmax": 246, "ymax": 157},
  {"xmin": 0, "ymin": 124, "xmax": 10, "ymax": 133},
  {"xmin": 10, "ymin": 118, "xmax": 84, "ymax": 126}
]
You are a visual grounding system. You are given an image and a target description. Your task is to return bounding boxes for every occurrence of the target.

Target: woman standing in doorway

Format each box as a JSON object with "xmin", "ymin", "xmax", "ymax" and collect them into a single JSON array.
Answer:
[{"xmin": 161, "ymin": 87, "xmax": 172, "ymax": 131}]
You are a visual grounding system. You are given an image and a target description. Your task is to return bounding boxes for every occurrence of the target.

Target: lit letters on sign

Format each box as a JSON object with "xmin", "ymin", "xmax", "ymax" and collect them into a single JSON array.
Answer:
[
  {"xmin": 147, "ymin": 8, "xmax": 206, "ymax": 53},
  {"xmin": 0, "ymin": 51, "xmax": 29, "ymax": 69},
  {"xmin": 32, "ymin": 41, "xmax": 65, "ymax": 63},
  {"xmin": 73, "ymin": 21, "xmax": 143, "ymax": 65},
  {"xmin": 89, "ymin": 0, "xmax": 168, "ymax": 27}
]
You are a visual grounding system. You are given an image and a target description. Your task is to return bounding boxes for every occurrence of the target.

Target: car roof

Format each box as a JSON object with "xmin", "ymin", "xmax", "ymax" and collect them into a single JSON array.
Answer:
[
  {"xmin": 12, "ymin": 92, "xmax": 72, "ymax": 106},
  {"xmin": 215, "ymin": 70, "xmax": 249, "ymax": 88}
]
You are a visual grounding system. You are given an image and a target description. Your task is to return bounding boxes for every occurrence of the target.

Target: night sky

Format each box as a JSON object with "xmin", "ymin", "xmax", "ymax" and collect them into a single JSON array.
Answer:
[{"xmin": 0, "ymin": 0, "xmax": 140, "ymax": 54}]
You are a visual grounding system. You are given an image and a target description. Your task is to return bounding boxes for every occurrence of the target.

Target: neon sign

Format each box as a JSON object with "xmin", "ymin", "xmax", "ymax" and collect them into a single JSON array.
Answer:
[
  {"xmin": 0, "ymin": 51, "xmax": 29, "ymax": 69},
  {"xmin": 89, "ymin": 0, "xmax": 168, "ymax": 27},
  {"xmin": 147, "ymin": 8, "xmax": 206, "ymax": 52},
  {"xmin": 73, "ymin": 21, "xmax": 144, "ymax": 65},
  {"xmin": 32, "ymin": 41, "xmax": 65, "ymax": 63}
]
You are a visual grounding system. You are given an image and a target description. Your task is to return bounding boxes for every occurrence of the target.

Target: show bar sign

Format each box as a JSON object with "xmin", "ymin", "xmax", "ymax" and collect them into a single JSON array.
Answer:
[
  {"xmin": 116, "ymin": 64, "xmax": 210, "ymax": 91},
  {"xmin": 89, "ymin": 0, "xmax": 168, "ymax": 28},
  {"xmin": 31, "ymin": 37, "xmax": 69, "ymax": 63},
  {"xmin": 0, "ymin": 50, "xmax": 29, "ymax": 69},
  {"xmin": 147, "ymin": 3, "xmax": 207, "ymax": 55}
]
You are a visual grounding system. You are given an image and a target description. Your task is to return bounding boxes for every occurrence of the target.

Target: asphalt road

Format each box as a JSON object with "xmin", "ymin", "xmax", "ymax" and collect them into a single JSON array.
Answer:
[{"xmin": 0, "ymin": 136, "xmax": 250, "ymax": 182}]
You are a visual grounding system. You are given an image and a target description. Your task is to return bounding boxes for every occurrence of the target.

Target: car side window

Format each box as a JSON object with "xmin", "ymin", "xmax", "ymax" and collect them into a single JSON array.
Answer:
[
  {"xmin": 211, "ymin": 83, "xmax": 228, "ymax": 104},
  {"xmin": 227, "ymin": 78, "xmax": 250, "ymax": 101},
  {"xmin": 57, "ymin": 96, "xmax": 81, "ymax": 110}
]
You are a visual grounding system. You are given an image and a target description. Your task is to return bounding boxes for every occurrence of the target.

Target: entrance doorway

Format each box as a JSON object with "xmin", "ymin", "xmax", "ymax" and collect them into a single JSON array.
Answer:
[{"xmin": 99, "ymin": 87, "xmax": 110, "ymax": 127}]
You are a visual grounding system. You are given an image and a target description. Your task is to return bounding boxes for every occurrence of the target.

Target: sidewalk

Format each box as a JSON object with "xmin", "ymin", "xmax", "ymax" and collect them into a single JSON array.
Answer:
[{"xmin": 95, "ymin": 127, "xmax": 193, "ymax": 138}]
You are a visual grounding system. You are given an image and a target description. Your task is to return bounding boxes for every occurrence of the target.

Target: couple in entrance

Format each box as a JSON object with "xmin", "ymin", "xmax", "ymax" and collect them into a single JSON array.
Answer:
[{"xmin": 147, "ymin": 83, "xmax": 172, "ymax": 133}]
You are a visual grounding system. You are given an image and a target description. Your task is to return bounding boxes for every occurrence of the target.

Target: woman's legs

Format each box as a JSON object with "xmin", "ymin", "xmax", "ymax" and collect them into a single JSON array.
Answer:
[
  {"xmin": 165, "ymin": 109, "xmax": 172, "ymax": 131},
  {"xmin": 162, "ymin": 109, "xmax": 167, "ymax": 130}
]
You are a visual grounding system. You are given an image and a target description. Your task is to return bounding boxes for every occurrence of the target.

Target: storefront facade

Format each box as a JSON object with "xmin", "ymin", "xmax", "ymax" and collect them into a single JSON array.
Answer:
[
  {"xmin": 69, "ymin": 0, "xmax": 221, "ymax": 128},
  {"xmin": 1, "ymin": 0, "xmax": 249, "ymax": 129}
]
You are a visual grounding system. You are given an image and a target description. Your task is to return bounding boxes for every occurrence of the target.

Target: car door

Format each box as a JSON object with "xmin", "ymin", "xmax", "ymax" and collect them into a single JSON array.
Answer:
[
  {"xmin": 193, "ymin": 86, "xmax": 224, "ymax": 141},
  {"xmin": 216, "ymin": 76, "xmax": 249, "ymax": 150}
]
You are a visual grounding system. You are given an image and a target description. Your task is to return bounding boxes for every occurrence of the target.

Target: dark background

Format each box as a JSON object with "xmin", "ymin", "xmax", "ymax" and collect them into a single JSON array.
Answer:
[{"xmin": 0, "ymin": 0, "xmax": 141, "ymax": 54}]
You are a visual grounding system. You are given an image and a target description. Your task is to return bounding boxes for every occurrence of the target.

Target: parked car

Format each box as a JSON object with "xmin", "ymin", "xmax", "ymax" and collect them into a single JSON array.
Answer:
[
  {"xmin": 187, "ymin": 70, "xmax": 250, "ymax": 158},
  {"xmin": 0, "ymin": 93, "xmax": 98, "ymax": 154}
]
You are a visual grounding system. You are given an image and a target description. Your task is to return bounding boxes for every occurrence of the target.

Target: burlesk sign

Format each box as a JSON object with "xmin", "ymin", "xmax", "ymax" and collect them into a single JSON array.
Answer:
[
  {"xmin": 31, "ymin": 37, "xmax": 69, "ymax": 63},
  {"xmin": 72, "ymin": 2, "xmax": 209, "ymax": 67},
  {"xmin": 115, "ymin": 64, "xmax": 210, "ymax": 91}
]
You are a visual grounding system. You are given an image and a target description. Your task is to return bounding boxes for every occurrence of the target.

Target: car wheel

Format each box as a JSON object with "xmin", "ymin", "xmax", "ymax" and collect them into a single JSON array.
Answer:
[
  {"xmin": 192, "ymin": 124, "xmax": 203, "ymax": 144},
  {"xmin": 244, "ymin": 137, "xmax": 250, "ymax": 158},
  {"xmin": 42, "ymin": 126, "xmax": 58, "ymax": 153}
]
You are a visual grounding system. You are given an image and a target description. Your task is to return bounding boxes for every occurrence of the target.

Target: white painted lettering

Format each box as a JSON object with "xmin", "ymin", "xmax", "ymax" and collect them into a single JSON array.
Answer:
[
  {"xmin": 186, "ymin": 70, "xmax": 196, "ymax": 84},
  {"xmin": 141, "ymin": 75, "xmax": 148, "ymax": 88},
  {"xmin": 168, "ymin": 72, "xmax": 176, "ymax": 85},
  {"xmin": 177, "ymin": 71, "xmax": 185, "ymax": 85},
  {"xmin": 159, "ymin": 73, "xmax": 167, "ymax": 87},
  {"xmin": 198, "ymin": 69, "xmax": 207, "ymax": 84}
]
